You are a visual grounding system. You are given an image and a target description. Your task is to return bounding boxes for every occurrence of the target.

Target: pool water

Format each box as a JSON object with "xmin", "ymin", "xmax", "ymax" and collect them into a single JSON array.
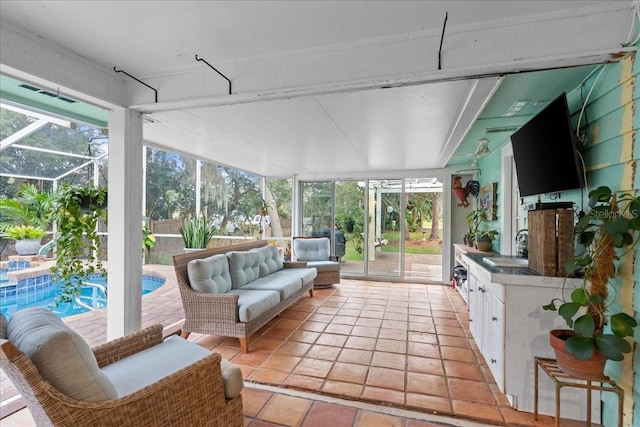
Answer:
[{"xmin": 1, "ymin": 275, "xmax": 165, "ymax": 319}]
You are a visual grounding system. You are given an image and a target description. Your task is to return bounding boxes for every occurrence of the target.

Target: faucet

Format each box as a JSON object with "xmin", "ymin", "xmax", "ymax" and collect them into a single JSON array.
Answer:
[{"xmin": 515, "ymin": 229, "xmax": 528, "ymax": 258}]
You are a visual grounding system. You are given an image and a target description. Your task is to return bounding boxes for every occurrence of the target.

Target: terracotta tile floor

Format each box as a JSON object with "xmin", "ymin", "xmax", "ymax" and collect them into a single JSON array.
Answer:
[
  {"xmin": 188, "ymin": 280, "xmax": 576, "ymax": 426},
  {"xmin": 2, "ymin": 267, "xmax": 587, "ymax": 426}
]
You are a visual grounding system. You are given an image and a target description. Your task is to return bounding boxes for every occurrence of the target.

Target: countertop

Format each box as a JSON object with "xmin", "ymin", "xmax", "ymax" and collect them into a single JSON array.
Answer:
[{"xmin": 459, "ymin": 250, "xmax": 582, "ymax": 288}]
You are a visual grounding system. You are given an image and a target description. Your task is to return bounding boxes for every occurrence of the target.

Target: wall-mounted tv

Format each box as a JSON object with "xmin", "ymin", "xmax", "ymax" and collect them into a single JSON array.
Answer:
[{"xmin": 510, "ymin": 92, "xmax": 584, "ymax": 198}]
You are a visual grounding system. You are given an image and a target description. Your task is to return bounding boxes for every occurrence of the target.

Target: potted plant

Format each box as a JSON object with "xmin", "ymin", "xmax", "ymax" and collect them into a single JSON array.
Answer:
[
  {"xmin": 475, "ymin": 226, "xmax": 498, "ymax": 252},
  {"xmin": 0, "ymin": 184, "xmax": 54, "ymax": 232},
  {"xmin": 465, "ymin": 209, "xmax": 485, "ymax": 247},
  {"xmin": 4, "ymin": 225, "xmax": 46, "ymax": 255},
  {"xmin": 543, "ymin": 186, "xmax": 639, "ymax": 380},
  {"xmin": 179, "ymin": 217, "xmax": 215, "ymax": 252},
  {"xmin": 50, "ymin": 184, "xmax": 108, "ymax": 303}
]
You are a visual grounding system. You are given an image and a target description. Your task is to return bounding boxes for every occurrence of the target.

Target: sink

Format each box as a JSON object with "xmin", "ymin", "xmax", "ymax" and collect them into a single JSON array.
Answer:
[{"xmin": 482, "ymin": 257, "xmax": 529, "ymax": 268}]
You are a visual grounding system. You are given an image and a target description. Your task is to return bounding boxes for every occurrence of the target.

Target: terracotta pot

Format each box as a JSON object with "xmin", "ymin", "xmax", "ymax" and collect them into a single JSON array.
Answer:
[
  {"xmin": 465, "ymin": 238, "xmax": 474, "ymax": 247},
  {"xmin": 476, "ymin": 241, "xmax": 492, "ymax": 252},
  {"xmin": 549, "ymin": 329, "xmax": 606, "ymax": 380}
]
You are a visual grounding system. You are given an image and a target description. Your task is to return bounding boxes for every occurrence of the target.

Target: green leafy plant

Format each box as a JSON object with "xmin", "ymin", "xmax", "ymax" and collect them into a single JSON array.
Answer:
[
  {"xmin": 476, "ymin": 226, "xmax": 498, "ymax": 242},
  {"xmin": 5, "ymin": 225, "xmax": 45, "ymax": 240},
  {"xmin": 50, "ymin": 184, "xmax": 108, "ymax": 303},
  {"xmin": 142, "ymin": 219, "xmax": 156, "ymax": 253},
  {"xmin": 465, "ymin": 209, "xmax": 485, "ymax": 242},
  {"xmin": 543, "ymin": 186, "xmax": 639, "ymax": 362},
  {"xmin": 0, "ymin": 184, "xmax": 53, "ymax": 231},
  {"xmin": 179, "ymin": 217, "xmax": 215, "ymax": 249}
]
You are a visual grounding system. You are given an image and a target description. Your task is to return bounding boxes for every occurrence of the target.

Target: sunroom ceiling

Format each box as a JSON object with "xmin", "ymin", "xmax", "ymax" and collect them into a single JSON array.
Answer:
[{"xmin": 0, "ymin": 1, "xmax": 633, "ymax": 179}]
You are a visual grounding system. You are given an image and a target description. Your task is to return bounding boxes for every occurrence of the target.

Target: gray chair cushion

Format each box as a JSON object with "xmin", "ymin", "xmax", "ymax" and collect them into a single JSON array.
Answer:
[
  {"xmin": 226, "ymin": 289, "xmax": 280, "ymax": 322},
  {"xmin": 102, "ymin": 335, "xmax": 243, "ymax": 399},
  {"xmin": 293, "ymin": 237, "xmax": 331, "ymax": 261},
  {"xmin": 187, "ymin": 254, "xmax": 232, "ymax": 293},
  {"xmin": 250, "ymin": 245, "xmax": 284, "ymax": 277},
  {"xmin": 306, "ymin": 260, "xmax": 340, "ymax": 272},
  {"xmin": 272, "ymin": 267, "xmax": 317, "ymax": 287},
  {"xmin": 7, "ymin": 307, "xmax": 118, "ymax": 402},
  {"xmin": 241, "ymin": 275, "xmax": 302, "ymax": 300},
  {"xmin": 227, "ymin": 251, "xmax": 263, "ymax": 288}
]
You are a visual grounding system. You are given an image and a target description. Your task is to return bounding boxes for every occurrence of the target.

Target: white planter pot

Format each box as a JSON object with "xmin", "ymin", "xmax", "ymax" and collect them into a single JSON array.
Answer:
[
  {"xmin": 15, "ymin": 239, "xmax": 42, "ymax": 255},
  {"xmin": 183, "ymin": 248, "xmax": 205, "ymax": 253}
]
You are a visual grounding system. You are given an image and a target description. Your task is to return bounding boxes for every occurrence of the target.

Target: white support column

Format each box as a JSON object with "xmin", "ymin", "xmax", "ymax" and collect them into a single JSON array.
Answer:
[
  {"xmin": 195, "ymin": 159, "xmax": 202, "ymax": 215},
  {"xmin": 107, "ymin": 107, "xmax": 143, "ymax": 340}
]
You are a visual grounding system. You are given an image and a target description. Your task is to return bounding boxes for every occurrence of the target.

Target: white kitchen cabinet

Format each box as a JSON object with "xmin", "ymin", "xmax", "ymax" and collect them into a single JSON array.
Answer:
[
  {"xmin": 468, "ymin": 268, "xmax": 505, "ymax": 393},
  {"xmin": 464, "ymin": 255, "xmax": 600, "ymax": 422}
]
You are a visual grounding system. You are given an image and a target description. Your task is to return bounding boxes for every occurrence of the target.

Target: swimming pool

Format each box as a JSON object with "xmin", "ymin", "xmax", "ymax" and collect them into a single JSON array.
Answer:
[{"xmin": 0, "ymin": 272, "xmax": 165, "ymax": 319}]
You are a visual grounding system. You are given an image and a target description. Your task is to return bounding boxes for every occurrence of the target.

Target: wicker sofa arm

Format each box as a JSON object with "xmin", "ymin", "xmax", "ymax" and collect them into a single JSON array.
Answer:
[
  {"xmin": 180, "ymin": 286, "xmax": 241, "ymax": 324},
  {"xmin": 93, "ymin": 324, "xmax": 164, "ymax": 368},
  {"xmin": 1, "ymin": 342, "xmax": 243, "ymax": 427}
]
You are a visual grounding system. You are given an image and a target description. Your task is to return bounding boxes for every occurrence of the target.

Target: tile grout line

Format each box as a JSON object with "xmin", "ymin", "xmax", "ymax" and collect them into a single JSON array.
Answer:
[{"xmin": 244, "ymin": 382, "xmax": 490, "ymax": 427}]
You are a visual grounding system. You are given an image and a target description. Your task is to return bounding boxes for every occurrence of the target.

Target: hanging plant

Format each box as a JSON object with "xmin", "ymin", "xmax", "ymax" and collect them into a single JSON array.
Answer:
[{"xmin": 50, "ymin": 184, "xmax": 108, "ymax": 303}]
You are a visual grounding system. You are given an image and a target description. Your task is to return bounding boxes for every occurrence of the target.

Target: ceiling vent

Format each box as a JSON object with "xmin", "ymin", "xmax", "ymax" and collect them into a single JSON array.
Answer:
[
  {"xmin": 19, "ymin": 84, "xmax": 77, "ymax": 104},
  {"xmin": 484, "ymin": 126, "xmax": 519, "ymax": 134},
  {"xmin": 18, "ymin": 84, "xmax": 40, "ymax": 92}
]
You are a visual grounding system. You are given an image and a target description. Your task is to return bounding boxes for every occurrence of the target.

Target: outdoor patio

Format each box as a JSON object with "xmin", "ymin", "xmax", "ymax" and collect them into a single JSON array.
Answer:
[{"xmin": 1, "ymin": 265, "xmax": 578, "ymax": 426}]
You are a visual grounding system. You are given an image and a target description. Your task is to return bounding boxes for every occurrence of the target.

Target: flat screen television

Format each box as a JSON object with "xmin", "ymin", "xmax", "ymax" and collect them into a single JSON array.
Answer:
[{"xmin": 510, "ymin": 92, "xmax": 584, "ymax": 198}]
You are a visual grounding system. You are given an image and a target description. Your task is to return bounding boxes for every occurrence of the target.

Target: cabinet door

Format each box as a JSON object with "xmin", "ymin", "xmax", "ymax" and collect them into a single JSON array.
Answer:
[
  {"xmin": 467, "ymin": 272, "xmax": 482, "ymax": 344},
  {"xmin": 486, "ymin": 292, "xmax": 505, "ymax": 390}
]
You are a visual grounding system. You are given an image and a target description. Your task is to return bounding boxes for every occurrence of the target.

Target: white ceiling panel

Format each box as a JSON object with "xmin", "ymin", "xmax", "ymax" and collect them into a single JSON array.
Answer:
[{"xmin": 145, "ymin": 80, "xmax": 473, "ymax": 176}]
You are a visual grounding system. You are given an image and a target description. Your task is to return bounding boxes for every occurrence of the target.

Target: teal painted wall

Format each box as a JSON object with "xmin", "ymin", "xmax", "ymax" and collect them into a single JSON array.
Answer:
[{"xmin": 478, "ymin": 53, "xmax": 639, "ymax": 426}]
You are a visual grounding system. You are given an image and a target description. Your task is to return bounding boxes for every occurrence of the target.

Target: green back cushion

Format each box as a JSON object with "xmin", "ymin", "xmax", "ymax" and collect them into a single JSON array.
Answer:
[
  {"xmin": 227, "ymin": 251, "xmax": 263, "ymax": 288},
  {"xmin": 187, "ymin": 254, "xmax": 232, "ymax": 293},
  {"xmin": 251, "ymin": 245, "xmax": 284, "ymax": 277},
  {"xmin": 7, "ymin": 307, "xmax": 117, "ymax": 402},
  {"xmin": 293, "ymin": 237, "xmax": 330, "ymax": 261}
]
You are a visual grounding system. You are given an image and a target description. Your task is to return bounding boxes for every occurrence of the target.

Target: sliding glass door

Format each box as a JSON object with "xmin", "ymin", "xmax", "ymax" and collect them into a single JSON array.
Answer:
[
  {"xmin": 366, "ymin": 179, "xmax": 402, "ymax": 278},
  {"xmin": 299, "ymin": 177, "xmax": 443, "ymax": 282}
]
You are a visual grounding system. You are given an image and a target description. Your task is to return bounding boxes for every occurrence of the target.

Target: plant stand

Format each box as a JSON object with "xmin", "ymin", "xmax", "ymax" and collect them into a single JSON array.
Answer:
[{"xmin": 534, "ymin": 357, "xmax": 623, "ymax": 427}]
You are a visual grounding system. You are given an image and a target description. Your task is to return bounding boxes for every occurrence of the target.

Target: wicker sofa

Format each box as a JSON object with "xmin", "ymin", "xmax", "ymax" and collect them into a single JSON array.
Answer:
[
  {"xmin": 173, "ymin": 240, "xmax": 316, "ymax": 353},
  {"xmin": 0, "ymin": 308, "xmax": 244, "ymax": 427}
]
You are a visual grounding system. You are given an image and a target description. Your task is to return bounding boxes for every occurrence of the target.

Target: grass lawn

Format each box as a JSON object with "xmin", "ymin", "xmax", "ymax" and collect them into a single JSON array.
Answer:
[{"xmin": 343, "ymin": 229, "xmax": 442, "ymax": 260}]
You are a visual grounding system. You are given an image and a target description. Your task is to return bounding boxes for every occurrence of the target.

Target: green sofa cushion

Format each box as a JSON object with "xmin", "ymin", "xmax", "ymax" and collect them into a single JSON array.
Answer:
[
  {"xmin": 7, "ymin": 307, "xmax": 118, "ymax": 402},
  {"xmin": 250, "ymin": 244, "xmax": 284, "ymax": 277},
  {"xmin": 226, "ymin": 289, "xmax": 280, "ymax": 322},
  {"xmin": 227, "ymin": 250, "xmax": 263, "ymax": 288},
  {"xmin": 187, "ymin": 253, "xmax": 232, "ymax": 293}
]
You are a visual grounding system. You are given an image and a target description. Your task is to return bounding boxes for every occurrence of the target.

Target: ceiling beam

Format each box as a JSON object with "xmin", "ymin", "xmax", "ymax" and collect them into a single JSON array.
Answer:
[
  {"xmin": 0, "ymin": 19, "xmax": 125, "ymax": 110},
  {"xmin": 128, "ymin": 3, "xmax": 633, "ymax": 113}
]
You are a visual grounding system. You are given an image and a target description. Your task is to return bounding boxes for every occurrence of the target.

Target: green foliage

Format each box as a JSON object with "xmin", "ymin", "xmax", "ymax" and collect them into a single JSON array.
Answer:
[
  {"xmin": 543, "ymin": 186, "xmax": 640, "ymax": 362},
  {"xmin": 179, "ymin": 217, "xmax": 216, "ymax": 249},
  {"xmin": 465, "ymin": 209, "xmax": 486, "ymax": 240},
  {"xmin": 0, "ymin": 108, "xmax": 107, "ymax": 183},
  {"xmin": 476, "ymin": 226, "xmax": 498, "ymax": 242},
  {"xmin": 146, "ymin": 149, "xmax": 196, "ymax": 220},
  {"xmin": 267, "ymin": 178, "xmax": 292, "ymax": 219},
  {"xmin": 348, "ymin": 232, "xmax": 364, "ymax": 260},
  {"xmin": 0, "ymin": 183, "xmax": 53, "ymax": 231},
  {"xmin": 50, "ymin": 184, "xmax": 107, "ymax": 303},
  {"xmin": 4, "ymin": 225, "xmax": 45, "ymax": 240},
  {"xmin": 142, "ymin": 219, "xmax": 156, "ymax": 253}
]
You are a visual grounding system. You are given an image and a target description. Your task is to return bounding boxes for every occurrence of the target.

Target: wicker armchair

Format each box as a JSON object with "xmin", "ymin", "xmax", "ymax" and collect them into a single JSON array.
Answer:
[
  {"xmin": 0, "ymin": 318, "xmax": 243, "ymax": 427},
  {"xmin": 292, "ymin": 236, "xmax": 341, "ymax": 288}
]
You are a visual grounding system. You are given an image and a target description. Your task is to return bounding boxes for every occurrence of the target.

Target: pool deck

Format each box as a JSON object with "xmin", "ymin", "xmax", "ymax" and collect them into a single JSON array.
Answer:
[{"xmin": 0, "ymin": 264, "xmax": 184, "ymax": 418}]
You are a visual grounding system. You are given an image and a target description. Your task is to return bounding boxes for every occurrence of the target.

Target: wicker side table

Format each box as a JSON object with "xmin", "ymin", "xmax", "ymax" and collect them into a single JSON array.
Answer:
[{"xmin": 534, "ymin": 356, "xmax": 623, "ymax": 427}]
